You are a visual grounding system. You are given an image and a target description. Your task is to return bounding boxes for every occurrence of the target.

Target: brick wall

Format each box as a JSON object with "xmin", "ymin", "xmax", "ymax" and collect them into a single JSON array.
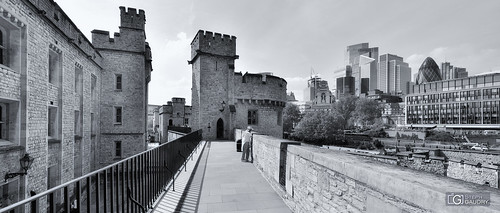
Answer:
[{"xmin": 240, "ymin": 131, "xmax": 500, "ymax": 212}]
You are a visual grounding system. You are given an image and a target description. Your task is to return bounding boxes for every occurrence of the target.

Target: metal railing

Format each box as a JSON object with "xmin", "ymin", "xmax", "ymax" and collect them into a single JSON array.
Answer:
[{"xmin": 0, "ymin": 129, "xmax": 203, "ymax": 213}]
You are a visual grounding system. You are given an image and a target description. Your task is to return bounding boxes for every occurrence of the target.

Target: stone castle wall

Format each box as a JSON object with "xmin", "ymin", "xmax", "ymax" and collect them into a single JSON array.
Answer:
[
  {"xmin": 93, "ymin": 8, "xmax": 148, "ymax": 167},
  {"xmin": 234, "ymin": 73, "xmax": 287, "ymax": 101},
  {"xmin": 236, "ymin": 130, "xmax": 500, "ymax": 213},
  {"xmin": 0, "ymin": 1, "xmax": 148, "ymax": 208},
  {"xmin": 190, "ymin": 30, "xmax": 286, "ymax": 140},
  {"xmin": 0, "ymin": 1, "xmax": 104, "ymax": 204}
]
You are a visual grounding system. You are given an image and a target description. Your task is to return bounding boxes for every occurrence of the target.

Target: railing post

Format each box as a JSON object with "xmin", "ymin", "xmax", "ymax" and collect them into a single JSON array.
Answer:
[
  {"xmin": 48, "ymin": 192, "xmax": 55, "ymax": 213},
  {"xmin": 127, "ymin": 187, "xmax": 146, "ymax": 213},
  {"xmin": 30, "ymin": 191, "xmax": 38, "ymax": 213},
  {"xmin": 86, "ymin": 176, "xmax": 91, "ymax": 213},
  {"xmin": 96, "ymin": 172, "xmax": 100, "ymax": 213},
  {"xmin": 178, "ymin": 150, "xmax": 187, "ymax": 172},
  {"xmin": 0, "ymin": 130, "xmax": 203, "ymax": 213},
  {"xmin": 164, "ymin": 161, "xmax": 175, "ymax": 191},
  {"xmin": 76, "ymin": 180, "xmax": 81, "ymax": 212},
  {"xmin": 64, "ymin": 186, "xmax": 70, "ymax": 213},
  {"xmin": 186, "ymin": 144, "xmax": 193, "ymax": 161}
]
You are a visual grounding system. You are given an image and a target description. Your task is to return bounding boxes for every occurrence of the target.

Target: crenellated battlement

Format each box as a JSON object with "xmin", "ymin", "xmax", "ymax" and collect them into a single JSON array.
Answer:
[
  {"xmin": 233, "ymin": 72, "xmax": 288, "ymax": 102},
  {"xmin": 172, "ymin": 97, "xmax": 185, "ymax": 103},
  {"xmin": 91, "ymin": 7, "xmax": 146, "ymax": 52},
  {"xmin": 119, "ymin": 6, "xmax": 145, "ymax": 30},
  {"xmin": 190, "ymin": 30, "xmax": 237, "ymax": 62}
]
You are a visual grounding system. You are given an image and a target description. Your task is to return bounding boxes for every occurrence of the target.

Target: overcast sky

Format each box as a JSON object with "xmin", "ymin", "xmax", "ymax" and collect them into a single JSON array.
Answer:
[{"xmin": 57, "ymin": 0, "xmax": 500, "ymax": 105}]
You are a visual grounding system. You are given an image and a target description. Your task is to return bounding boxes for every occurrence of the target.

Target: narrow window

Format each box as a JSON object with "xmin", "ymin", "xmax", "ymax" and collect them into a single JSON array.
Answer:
[
  {"xmin": 169, "ymin": 119, "xmax": 173, "ymax": 126},
  {"xmin": 90, "ymin": 113, "xmax": 95, "ymax": 135},
  {"xmin": 115, "ymin": 141, "xmax": 122, "ymax": 158},
  {"xmin": 248, "ymin": 110, "xmax": 258, "ymax": 125},
  {"xmin": 74, "ymin": 110, "xmax": 81, "ymax": 136},
  {"xmin": 48, "ymin": 49, "xmax": 61, "ymax": 85},
  {"xmin": 91, "ymin": 74, "xmax": 97, "ymax": 100},
  {"xmin": 75, "ymin": 65, "xmax": 83, "ymax": 94},
  {"xmin": 277, "ymin": 111, "xmax": 282, "ymax": 126},
  {"xmin": 115, "ymin": 74, "xmax": 122, "ymax": 90},
  {"xmin": 0, "ymin": 30, "xmax": 4, "ymax": 65},
  {"xmin": 48, "ymin": 106, "xmax": 58, "ymax": 138},
  {"xmin": 0, "ymin": 104, "xmax": 4, "ymax": 139},
  {"xmin": 115, "ymin": 106, "xmax": 122, "ymax": 124}
]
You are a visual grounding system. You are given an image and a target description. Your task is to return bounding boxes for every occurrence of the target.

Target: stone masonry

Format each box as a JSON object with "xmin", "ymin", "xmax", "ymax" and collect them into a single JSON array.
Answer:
[
  {"xmin": 92, "ymin": 6, "xmax": 152, "ymax": 167},
  {"xmin": 0, "ymin": 0, "xmax": 151, "ymax": 210},
  {"xmin": 189, "ymin": 30, "xmax": 287, "ymax": 140},
  {"xmin": 235, "ymin": 129, "xmax": 500, "ymax": 213}
]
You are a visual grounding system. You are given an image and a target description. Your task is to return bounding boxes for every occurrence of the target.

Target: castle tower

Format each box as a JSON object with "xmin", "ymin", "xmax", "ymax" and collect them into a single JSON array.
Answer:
[
  {"xmin": 91, "ymin": 7, "xmax": 152, "ymax": 167},
  {"xmin": 189, "ymin": 30, "xmax": 239, "ymax": 140}
]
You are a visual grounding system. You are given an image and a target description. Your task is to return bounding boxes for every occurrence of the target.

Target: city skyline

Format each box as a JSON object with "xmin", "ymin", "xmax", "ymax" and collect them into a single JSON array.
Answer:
[{"xmin": 57, "ymin": 0, "xmax": 500, "ymax": 104}]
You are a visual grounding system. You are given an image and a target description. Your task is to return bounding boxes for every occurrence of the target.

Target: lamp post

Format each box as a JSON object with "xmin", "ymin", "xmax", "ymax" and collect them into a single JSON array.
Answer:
[
  {"xmin": 4, "ymin": 153, "xmax": 35, "ymax": 182},
  {"xmin": 219, "ymin": 101, "xmax": 226, "ymax": 112}
]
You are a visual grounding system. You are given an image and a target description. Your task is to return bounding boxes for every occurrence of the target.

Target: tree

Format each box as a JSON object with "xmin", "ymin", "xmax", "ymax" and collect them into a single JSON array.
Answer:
[
  {"xmin": 332, "ymin": 95, "xmax": 357, "ymax": 130},
  {"xmin": 353, "ymin": 98, "xmax": 382, "ymax": 127},
  {"xmin": 292, "ymin": 111, "xmax": 323, "ymax": 142},
  {"xmin": 283, "ymin": 103, "xmax": 301, "ymax": 133}
]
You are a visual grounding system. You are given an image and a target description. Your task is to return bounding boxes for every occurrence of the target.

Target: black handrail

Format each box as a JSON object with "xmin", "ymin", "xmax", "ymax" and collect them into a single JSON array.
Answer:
[
  {"xmin": 127, "ymin": 187, "xmax": 146, "ymax": 213},
  {"xmin": 164, "ymin": 161, "xmax": 175, "ymax": 191},
  {"xmin": 0, "ymin": 129, "xmax": 202, "ymax": 213},
  {"xmin": 178, "ymin": 150, "xmax": 187, "ymax": 172}
]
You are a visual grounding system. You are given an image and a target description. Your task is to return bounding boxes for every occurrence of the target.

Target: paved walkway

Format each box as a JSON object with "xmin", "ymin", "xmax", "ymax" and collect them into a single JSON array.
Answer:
[
  {"xmin": 152, "ymin": 140, "xmax": 291, "ymax": 213},
  {"xmin": 198, "ymin": 141, "xmax": 291, "ymax": 213}
]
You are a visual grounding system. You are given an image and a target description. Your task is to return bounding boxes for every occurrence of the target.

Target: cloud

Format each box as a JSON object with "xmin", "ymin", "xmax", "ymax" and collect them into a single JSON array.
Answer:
[
  {"xmin": 283, "ymin": 76, "xmax": 311, "ymax": 102},
  {"xmin": 149, "ymin": 32, "xmax": 192, "ymax": 105}
]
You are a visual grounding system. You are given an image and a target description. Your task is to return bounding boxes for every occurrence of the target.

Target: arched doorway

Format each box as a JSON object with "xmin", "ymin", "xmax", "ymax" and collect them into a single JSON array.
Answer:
[{"xmin": 216, "ymin": 118, "xmax": 224, "ymax": 139}]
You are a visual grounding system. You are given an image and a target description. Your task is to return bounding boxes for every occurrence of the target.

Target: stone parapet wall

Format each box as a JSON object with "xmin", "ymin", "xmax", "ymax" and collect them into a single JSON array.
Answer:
[
  {"xmin": 243, "ymin": 131, "xmax": 500, "ymax": 213},
  {"xmin": 441, "ymin": 149, "xmax": 500, "ymax": 165},
  {"xmin": 167, "ymin": 130, "xmax": 186, "ymax": 143},
  {"xmin": 447, "ymin": 160, "xmax": 498, "ymax": 188},
  {"xmin": 351, "ymin": 152, "xmax": 447, "ymax": 176}
]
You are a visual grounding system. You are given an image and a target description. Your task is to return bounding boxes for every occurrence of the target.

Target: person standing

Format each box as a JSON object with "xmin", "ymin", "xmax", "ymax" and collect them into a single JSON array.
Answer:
[{"xmin": 241, "ymin": 126, "xmax": 253, "ymax": 162}]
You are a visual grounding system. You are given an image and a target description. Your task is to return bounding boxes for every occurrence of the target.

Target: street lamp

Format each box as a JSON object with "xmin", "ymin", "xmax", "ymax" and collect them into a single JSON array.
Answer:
[
  {"xmin": 219, "ymin": 101, "xmax": 226, "ymax": 112},
  {"xmin": 4, "ymin": 153, "xmax": 35, "ymax": 182}
]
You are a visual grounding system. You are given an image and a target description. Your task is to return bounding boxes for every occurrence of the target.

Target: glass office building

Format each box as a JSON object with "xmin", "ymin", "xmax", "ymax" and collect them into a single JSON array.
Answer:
[
  {"xmin": 406, "ymin": 72, "xmax": 500, "ymax": 130},
  {"xmin": 415, "ymin": 57, "xmax": 442, "ymax": 84}
]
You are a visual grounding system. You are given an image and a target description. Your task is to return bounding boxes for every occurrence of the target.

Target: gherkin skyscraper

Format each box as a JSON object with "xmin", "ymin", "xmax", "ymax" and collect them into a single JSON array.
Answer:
[{"xmin": 416, "ymin": 57, "xmax": 442, "ymax": 84}]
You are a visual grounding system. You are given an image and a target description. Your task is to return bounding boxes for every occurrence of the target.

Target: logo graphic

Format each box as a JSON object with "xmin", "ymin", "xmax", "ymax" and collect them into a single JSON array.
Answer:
[{"xmin": 446, "ymin": 192, "xmax": 490, "ymax": 206}]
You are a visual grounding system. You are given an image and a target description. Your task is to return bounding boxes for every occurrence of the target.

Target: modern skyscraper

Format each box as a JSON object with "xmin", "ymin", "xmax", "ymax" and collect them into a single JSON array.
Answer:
[
  {"xmin": 332, "ymin": 65, "xmax": 352, "ymax": 95},
  {"xmin": 441, "ymin": 62, "xmax": 453, "ymax": 80},
  {"xmin": 416, "ymin": 57, "xmax": 442, "ymax": 84},
  {"xmin": 378, "ymin": 54, "xmax": 412, "ymax": 94},
  {"xmin": 345, "ymin": 43, "xmax": 379, "ymax": 95},
  {"xmin": 455, "ymin": 67, "xmax": 468, "ymax": 78},
  {"xmin": 441, "ymin": 62, "xmax": 468, "ymax": 80}
]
